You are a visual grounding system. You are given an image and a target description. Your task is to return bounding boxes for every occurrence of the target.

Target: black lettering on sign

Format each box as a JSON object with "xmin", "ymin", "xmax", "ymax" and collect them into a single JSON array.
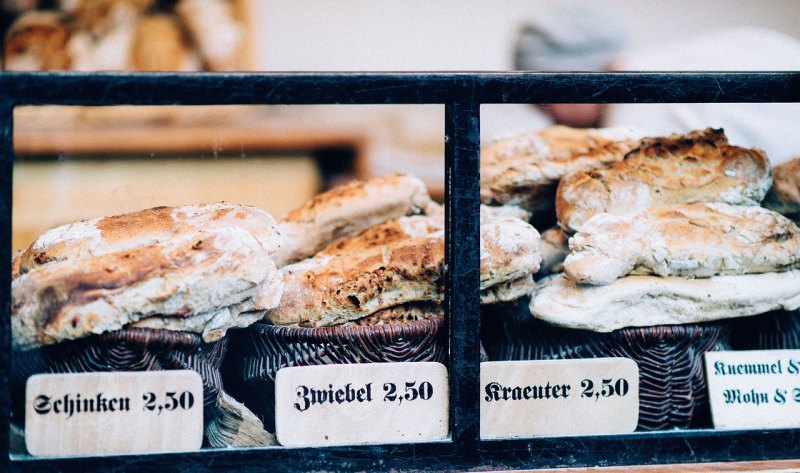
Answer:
[{"xmin": 31, "ymin": 393, "xmax": 132, "ymax": 419}]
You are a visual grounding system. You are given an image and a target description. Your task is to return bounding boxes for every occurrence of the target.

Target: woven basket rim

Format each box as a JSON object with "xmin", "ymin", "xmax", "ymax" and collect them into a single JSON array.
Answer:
[
  {"xmin": 246, "ymin": 314, "xmax": 445, "ymax": 343},
  {"xmin": 94, "ymin": 327, "xmax": 204, "ymax": 349}
]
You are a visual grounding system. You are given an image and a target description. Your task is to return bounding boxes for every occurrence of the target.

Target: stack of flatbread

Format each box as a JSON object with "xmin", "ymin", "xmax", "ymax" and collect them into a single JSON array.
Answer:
[
  {"xmin": 264, "ymin": 173, "xmax": 543, "ymax": 328},
  {"xmin": 530, "ymin": 128, "xmax": 800, "ymax": 331}
]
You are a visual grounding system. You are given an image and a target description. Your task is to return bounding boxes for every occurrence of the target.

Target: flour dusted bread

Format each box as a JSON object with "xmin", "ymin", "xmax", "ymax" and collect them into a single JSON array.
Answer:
[
  {"xmin": 12, "ymin": 203, "xmax": 284, "ymax": 348},
  {"xmin": 19, "ymin": 202, "xmax": 281, "ymax": 273},
  {"xmin": 480, "ymin": 125, "xmax": 642, "ymax": 216},
  {"xmin": 272, "ymin": 173, "xmax": 432, "ymax": 267},
  {"xmin": 530, "ymin": 271, "xmax": 800, "ymax": 333},
  {"xmin": 556, "ymin": 128, "xmax": 772, "ymax": 233},
  {"xmin": 565, "ymin": 203, "xmax": 800, "ymax": 285},
  {"xmin": 763, "ymin": 156, "xmax": 800, "ymax": 221},
  {"xmin": 480, "ymin": 217, "xmax": 541, "ymax": 303}
]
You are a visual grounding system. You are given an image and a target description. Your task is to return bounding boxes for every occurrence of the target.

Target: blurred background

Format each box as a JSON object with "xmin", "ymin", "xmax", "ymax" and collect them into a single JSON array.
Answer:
[{"xmin": 3, "ymin": 0, "xmax": 800, "ymax": 250}]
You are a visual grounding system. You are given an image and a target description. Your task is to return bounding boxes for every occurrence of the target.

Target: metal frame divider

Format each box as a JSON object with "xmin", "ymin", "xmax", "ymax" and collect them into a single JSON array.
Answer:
[{"xmin": 0, "ymin": 71, "xmax": 798, "ymax": 472}]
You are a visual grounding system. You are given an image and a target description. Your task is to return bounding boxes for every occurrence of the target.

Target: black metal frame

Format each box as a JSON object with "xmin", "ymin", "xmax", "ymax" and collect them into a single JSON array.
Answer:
[{"xmin": 1, "ymin": 71, "xmax": 799, "ymax": 472}]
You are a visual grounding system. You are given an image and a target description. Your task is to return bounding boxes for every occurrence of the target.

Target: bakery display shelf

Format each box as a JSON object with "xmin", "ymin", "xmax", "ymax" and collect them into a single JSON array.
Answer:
[{"xmin": 2, "ymin": 71, "xmax": 799, "ymax": 472}]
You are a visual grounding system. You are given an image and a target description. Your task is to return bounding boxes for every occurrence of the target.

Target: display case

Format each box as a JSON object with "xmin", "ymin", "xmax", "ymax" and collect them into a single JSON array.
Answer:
[{"xmin": 1, "ymin": 71, "xmax": 799, "ymax": 472}]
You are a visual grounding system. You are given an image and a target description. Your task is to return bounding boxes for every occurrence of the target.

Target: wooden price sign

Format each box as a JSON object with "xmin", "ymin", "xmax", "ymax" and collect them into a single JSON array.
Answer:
[
  {"xmin": 480, "ymin": 358, "xmax": 639, "ymax": 439},
  {"xmin": 275, "ymin": 362, "xmax": 449, "ymax": 447},
  {"xmin": 25, "ymin": 371, "xmax": 204, "ymax": 457},
  {"xmin": 705, "ymin": 349, "xmax": 800, "ymax": 430}
]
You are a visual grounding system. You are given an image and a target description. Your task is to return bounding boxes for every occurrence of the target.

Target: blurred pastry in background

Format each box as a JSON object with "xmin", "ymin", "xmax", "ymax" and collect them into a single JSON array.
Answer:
[
  {"xmin": 132, "ymin": 13, "xmax": 201, "ymax": 71},
  {"xmin": 175, "ymin": 0, "xmax": 246, "ymax": 71},
  {"xmin": 3, "ymin": 10, "xmax": 71, "ymax": 70}
]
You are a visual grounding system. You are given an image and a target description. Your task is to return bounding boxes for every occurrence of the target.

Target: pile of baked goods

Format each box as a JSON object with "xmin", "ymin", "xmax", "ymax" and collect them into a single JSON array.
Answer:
[
  {"xmin": 2, "ymin": 0, "xmax": 249, "ymax": 71},
  {"xmin": 480, "ymin": 125, "xmax": 800, "ymax": 430},
  {"xmin": 9, "ymin": 171, "xmax": 544, "ymax": 444},
  {"xmin": 222, "ymin": 172, "xmax": 542, "ymax": 431}
]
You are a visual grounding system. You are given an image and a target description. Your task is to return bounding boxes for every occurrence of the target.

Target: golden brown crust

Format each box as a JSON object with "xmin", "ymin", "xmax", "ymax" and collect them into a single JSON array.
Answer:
[
  {"xmin": 318, "ymin": 214, "xmax": 443, "ymax": 257},
  {"xmin": 273, "ymin": 173, "xmax": 431, "ymax": 266},
  {"xmin": 349, "ymin": 302, "xmax": 443, "ymax": 326},
  {"xmin": 19, "ymin": 203, "xmax": 280, "ymax": 274},
  {"xmin": 556, "ymin": 128, "xmax": 772, "ymax": 233},
  {"xmin": 763, "ymin": 157, "xmax": 800, "ymax": 221},
  {"xmin": 12, "ymin": 226, "xmax": 280, "ymax": 348},
  {"xmin": 480, "ymin": 125, "xmax": 640, "ymax": 215},
  {"xmin": 267, "ymin": 235, "xmax": 445, "ymax": 327},
  {"xmin": 13, "ymin": 203, "xmax": 283, "ymax": 348}
]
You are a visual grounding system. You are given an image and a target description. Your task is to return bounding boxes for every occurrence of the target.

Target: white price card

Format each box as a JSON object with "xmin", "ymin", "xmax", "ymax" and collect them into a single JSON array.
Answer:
[
  {"xmin": 480, "ymin": 358, "xmax": 639, "ymax": 439},
  {"xmin": 25, "ymin": 371, "xmax": 203, "ymax": 457},
  {"xmin": 275, "ymin": 362, "xmax": 449, "ymax": 447},
  {"xmin": 705, "ymin": 349, "xmax": 800, "ymax": 430}
]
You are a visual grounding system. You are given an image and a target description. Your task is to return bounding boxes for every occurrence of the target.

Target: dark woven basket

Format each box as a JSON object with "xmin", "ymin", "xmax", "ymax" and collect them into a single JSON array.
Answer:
[
  {"xmin": 12, "ymin": 328, "xmax": 226, "ymax": 447},
  {"xmin": 730, "ymin": 310, "xmax": 800, "ymax": 350},
  {"xmin": 481, "ymin": 301, "xmax": 731, "ymax": 431},
  {"xmin": 223, "ymin": 315, "xmax": 447, "ymax": 432}
]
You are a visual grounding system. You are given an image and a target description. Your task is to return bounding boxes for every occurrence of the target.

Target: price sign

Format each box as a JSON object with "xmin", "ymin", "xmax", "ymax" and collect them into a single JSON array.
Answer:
[
  {"xmin": 25, "ymin": 371, "xmax": 203, "ymax": 457},
  {"xmin": 480, "ymin": 358, "xmax": 639, "ymax": 438},
  {"xmin": 705, "ymin": 350, "xmax": 800, "ymax": 430},
  {"xmin": 275, "ymin": 362, "xmax": 448, "ymax": 447}
]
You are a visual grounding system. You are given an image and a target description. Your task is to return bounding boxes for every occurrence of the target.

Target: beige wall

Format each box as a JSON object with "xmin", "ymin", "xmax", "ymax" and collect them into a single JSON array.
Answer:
[{"xmin": 251, "ymin": 0, "xmax": 800, "ymax": 71}]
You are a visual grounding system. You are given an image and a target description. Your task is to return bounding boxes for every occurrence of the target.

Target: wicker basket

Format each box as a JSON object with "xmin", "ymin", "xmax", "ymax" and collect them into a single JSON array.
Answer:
[
  {"xmin": 12, "ymin": 328, "xmax": 228, "ymax": 447},
  {"xmin": 223, "ymin": 315, "xmax": 447, "ymax": 433},
  {"xmin": 730, "ymin": 310, "xmax": 800, "ymax": 350},
  {"xmin": 481, "ymin": 301, "xmax": 731, "ymax": 431}
]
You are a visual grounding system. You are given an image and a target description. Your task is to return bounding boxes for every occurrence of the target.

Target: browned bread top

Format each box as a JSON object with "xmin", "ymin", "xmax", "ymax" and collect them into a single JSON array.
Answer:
[
  {"xmin": 266, "ymin": 235, "xmax": 446, "ymax": 327},
  {"xmin": 273, "ymin": 173, "xmax": 431, "ymax": 267},
  {"xmin": 556, "ymin": 128, "xmax": 771, "ymax": 233},
  {"xmin": 18, "ymin": 203, "xmax": 281, "ymax": 274},
  {"xmin": 480, "ymin": 125, "xmax": 641, "ymax": 214}
]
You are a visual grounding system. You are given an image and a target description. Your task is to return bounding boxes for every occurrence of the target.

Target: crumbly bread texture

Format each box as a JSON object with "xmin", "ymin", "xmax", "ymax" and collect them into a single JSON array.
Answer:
[
  {"xmin": 480, "ymin": 125, "xmax": 642, "ymax": 216},
  {"xmin": 272, "ymin": 173, "xmax": 432, "ymax": 267},
  {"xmin": 565, "ymin": 203, "xmax": 800, "ymax": 285},
  {"xmin": 350, "ymin": 302, "xmax": 443, "ymax": 327},
  {"xmin": 479, "ymin": 217, "xmax": 541, "ymax": 302},
  {"xmin": 763, "ymin": 156, "xmax": 800, "ymax": 221},
  {"xmin": 556, "ymin": 128, "xmax": 772, "ymax": 233},
  {"xmin": 12, "ymin": 203, "xmax": 283, "ymax": 349},
  {"xmin": 266, "ymin": 235, "xmax": 446, "ymax": 327},
  {"xmin": 530, "ymin": 271, "xmax": 800, "ymax": 332}
]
